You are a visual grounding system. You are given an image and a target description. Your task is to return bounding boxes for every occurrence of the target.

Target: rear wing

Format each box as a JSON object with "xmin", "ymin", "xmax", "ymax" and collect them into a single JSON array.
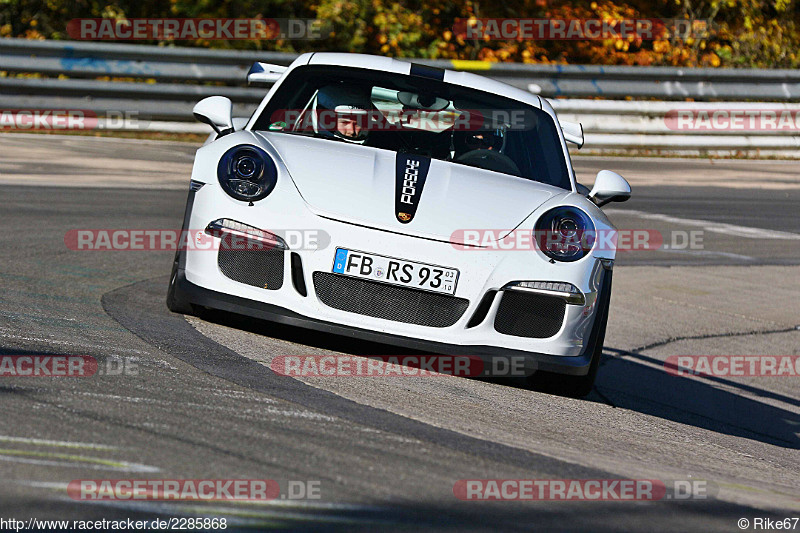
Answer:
[
  {"xmin": 560, "ymin": 120, "xmax": 584, "ymax": 149},
  {"xmin": 247, "ymin": 62, "xmax": 288, "ymax": 86}
]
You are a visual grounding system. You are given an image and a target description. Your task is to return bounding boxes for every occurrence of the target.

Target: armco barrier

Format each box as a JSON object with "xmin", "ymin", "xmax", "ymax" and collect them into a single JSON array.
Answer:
[{"xmin": 1, "ymin": 38, "xmax": 799, "ymax": 154}]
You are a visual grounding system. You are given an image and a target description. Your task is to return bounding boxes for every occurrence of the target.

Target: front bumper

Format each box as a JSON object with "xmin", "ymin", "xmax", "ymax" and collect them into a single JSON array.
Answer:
[{"xmin": 172, "ymin": 267, "xmax": 607, "ymax": 376}]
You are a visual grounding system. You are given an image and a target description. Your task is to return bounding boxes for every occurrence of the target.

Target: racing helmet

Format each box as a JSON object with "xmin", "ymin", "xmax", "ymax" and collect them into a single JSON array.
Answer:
[{"xmin": 313, "ymin": 84, "xmax": 372, "ymax": 143}]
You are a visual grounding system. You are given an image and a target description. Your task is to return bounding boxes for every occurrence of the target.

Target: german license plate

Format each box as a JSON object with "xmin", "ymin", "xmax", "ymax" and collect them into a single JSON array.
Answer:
[{"xmin": 332, "ymin": 248, "xmax": 459, "ymax": 295}]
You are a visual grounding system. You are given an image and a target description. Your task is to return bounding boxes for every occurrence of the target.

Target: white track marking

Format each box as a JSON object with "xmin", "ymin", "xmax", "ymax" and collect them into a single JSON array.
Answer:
[
  {"xmin": 0, "ymin": 435, "xmax": 117, "ymax": 450},
  {"xmin": 0, "ymin": 331, "xmax": 148, "ymax": 354},
  {"xmin": 0, "ymin": 455, "xmax": 160, "ymax": 472},
  {"xmin": 72, "ymin": 391, "xmax": 334, "ymax": 421},
  {"xmin": 75, "ymin": 499, "xmax": 397, "ymax": 525},
  {"xmin": 605, "ymin": 209, "xmax": 800, "ymax": 240},
  {"xmin": 655, "ymin": 248, "xmax": 757, "ymax": 261}
]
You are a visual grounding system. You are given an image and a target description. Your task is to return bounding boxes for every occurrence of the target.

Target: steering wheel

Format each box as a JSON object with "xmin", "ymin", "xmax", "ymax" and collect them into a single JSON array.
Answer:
[{"xmin": 455, "ymin": 149, "xmax": 521, "ymax": 176}]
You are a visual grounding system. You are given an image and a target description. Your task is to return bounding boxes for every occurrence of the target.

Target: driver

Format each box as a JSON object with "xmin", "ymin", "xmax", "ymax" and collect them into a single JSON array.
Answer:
[
  {"xmin": 462, "ymin": 129, "xmax": 504, "ymax": 152},
  {"xmin": 313, "ymin": 84, "xmax": 372, "ymax": 144}
]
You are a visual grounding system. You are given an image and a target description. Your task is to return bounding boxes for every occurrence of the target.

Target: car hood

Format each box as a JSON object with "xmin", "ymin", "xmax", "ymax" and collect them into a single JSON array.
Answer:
[{"xmin": 262, "ymin": 133, "xmax": 564, "ymax": 243}]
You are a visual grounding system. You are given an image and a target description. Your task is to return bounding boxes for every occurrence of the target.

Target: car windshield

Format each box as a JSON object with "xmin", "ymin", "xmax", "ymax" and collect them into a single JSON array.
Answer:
[{"xmin": 252, "ymin": 65, "xmax": 571, "ymax": 190}]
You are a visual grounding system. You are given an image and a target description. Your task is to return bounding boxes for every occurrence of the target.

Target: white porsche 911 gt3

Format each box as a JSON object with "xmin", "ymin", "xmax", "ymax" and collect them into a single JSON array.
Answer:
[{"xmin": 167, "ymin": 52, "xmax": 631, "ymax": 397}]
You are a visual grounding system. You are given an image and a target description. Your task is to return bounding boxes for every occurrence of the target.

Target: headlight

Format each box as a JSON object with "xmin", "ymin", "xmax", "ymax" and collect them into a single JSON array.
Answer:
[
  {"xmin": 534, "ymin": 206, "xmax": 595, "ymax": 262},
  {"xmin": 217, "ymin": 145, "xmax": 277, "ymax": 202},
  {"xmin": 504, "ymin": 280, "xmax": 585, "ymax": 305}
]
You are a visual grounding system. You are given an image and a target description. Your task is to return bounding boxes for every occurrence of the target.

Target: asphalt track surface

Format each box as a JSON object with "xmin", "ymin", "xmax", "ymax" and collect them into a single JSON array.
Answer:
[{"xmin": 0, "ymin": 134, "xmax": 798, "ymax": 531}]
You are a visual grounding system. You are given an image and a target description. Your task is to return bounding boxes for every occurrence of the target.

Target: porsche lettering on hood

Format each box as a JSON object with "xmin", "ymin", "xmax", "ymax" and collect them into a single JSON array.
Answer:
[
  {"xmin": 395, "ymin": 153, "xmax": 431, "ymax": 224},
  {"xmin": 264, "ymin": 134, "xmax": 561, "ymax": 242}
]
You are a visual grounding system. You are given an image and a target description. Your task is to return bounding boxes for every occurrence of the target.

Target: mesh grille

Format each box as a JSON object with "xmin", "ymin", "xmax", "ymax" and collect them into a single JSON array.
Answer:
[
  {"xmin": 218, "ymin": 247, "xmax": 284, "ymax": 290},
  {"xmin": 494, "ymin": 290, "xmax": 566, "ymax": 338},
  {"xmin": 313, "ymin": 272, "xmax": 468, "ymax": 328}
]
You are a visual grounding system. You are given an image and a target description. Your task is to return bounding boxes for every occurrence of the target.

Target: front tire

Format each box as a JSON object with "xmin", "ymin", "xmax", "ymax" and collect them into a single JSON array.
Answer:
[
  {"xmin": 526, "ymin": 270, "xmax": 612, "ymax": 398},
  {"xmin": 166, "ymin": 258, "xmax": 195, "ymax": 315}
]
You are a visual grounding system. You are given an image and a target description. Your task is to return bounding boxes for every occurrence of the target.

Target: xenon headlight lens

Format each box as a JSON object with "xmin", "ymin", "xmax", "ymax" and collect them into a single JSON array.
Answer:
[
  {"xmin": 217, "ymin": 145, "xmax": 277, "ymax": 202},
  {"xmin": 534, "ymin": 206, "xmax": 596, "ymax": 262}
]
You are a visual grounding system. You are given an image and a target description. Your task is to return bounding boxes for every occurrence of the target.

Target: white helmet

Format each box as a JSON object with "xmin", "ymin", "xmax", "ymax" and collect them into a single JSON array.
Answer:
[{"xmin": 312, "ymin": 84, "xmax": 371, "ymax": 144}]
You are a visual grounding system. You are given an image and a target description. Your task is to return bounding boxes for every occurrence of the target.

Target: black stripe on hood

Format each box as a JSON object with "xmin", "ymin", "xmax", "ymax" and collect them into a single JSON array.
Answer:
[{"xmin": 395, "ymin": 153, "xmax": 431, "ymax": 224}]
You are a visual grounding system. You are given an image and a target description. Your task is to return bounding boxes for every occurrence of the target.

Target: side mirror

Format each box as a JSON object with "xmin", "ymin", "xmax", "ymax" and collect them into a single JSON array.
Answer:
[
  {"xmin": 589, "ymin": 170, "xmax": 631, "ymax": 207},
  {"xmin": 193, "ymin": 96, "xmax": 233, "ymax": 135}
]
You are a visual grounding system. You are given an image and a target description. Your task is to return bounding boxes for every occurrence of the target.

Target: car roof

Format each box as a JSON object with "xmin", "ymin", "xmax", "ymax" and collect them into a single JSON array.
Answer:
[{"xmin": 300, "ymin": 52, "xmax": 544, "ymax": 111}]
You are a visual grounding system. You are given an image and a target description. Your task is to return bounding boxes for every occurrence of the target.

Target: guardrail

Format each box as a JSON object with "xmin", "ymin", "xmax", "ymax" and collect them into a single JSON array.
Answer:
[{"xmin": 1, "ymin": 38, "xmax": 799, "ymax": 155}]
